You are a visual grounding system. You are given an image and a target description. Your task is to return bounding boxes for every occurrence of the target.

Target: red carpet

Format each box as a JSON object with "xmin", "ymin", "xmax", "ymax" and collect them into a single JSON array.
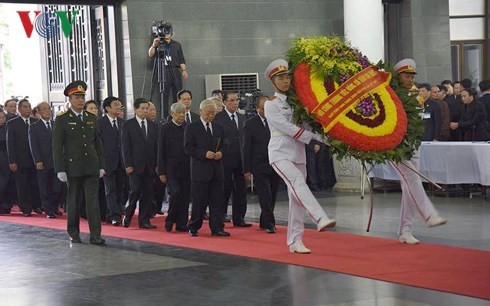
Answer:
[{"xmin": 1, "ymin": 212, "xmax": 489, "ymax": 300}]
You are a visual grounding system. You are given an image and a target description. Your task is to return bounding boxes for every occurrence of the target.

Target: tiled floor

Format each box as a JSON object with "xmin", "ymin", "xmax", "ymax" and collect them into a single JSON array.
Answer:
[{"xmin": 0, "ymin": 189, "xmax": 489, "ymax": 305}]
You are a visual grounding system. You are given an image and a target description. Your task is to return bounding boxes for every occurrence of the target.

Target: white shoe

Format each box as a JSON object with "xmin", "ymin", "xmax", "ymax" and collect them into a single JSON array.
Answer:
[
  {"xmin": 399, "ymin": 232, "xmax": 420, "ymax": 244},
  {"xmin": 317, "ymin": 215, "xmax": 336, "ymax": 231},
  {"xmin": 289, "ymin": 240, "xmax": 311, "ymax": 254},
  {"xmin": 426, "ymin": 214, "xmax": 447, "ymax": 228}
]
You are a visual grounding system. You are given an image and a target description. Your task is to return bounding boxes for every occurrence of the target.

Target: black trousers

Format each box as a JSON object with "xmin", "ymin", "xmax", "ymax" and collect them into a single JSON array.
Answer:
[
  {"xmin": 37, "ymin": 168, "xmax": 63, "ymax": 214},
  {"xmin": 152, "ymin": 175, "xmax": 166, "ymax": 214},
  {"xmin": 222, "ymin": 165, "xmax": 247, "ymax": 224},
  {"xmin": 188, "ymin": 178, "xmax": 224, "ymax": 233},
  {"xmin": 166, "ymin": 175, "xmax": 191, "ymax": 228},
  {"xmin": 14, "ymin": 166, "xmax": 41, "ymax": 213},
  {"xmin": 253, "ymin": 171, "xmax": 280, "ymax": 230},
  {"xmin": 159, "ymin": 68, "xmax": 182, "ymax": 118},
  {"xmin": 126, "ymin": 168, "xmax": 154, "ymax": 226},
  {"xmin": 103, "ymin": 168, "xmax": 125, "ymax": 222}
]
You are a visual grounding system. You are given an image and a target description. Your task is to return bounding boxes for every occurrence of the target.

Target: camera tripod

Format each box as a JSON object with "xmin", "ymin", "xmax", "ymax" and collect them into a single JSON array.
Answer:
[{"xmin": 149, "ymin": 42, "xmax": 178, "ymax": 119}]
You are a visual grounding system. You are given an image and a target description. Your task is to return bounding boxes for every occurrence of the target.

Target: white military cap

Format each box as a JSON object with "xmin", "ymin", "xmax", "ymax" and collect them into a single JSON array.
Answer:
[
  {"xmin": 265, "ymin": 59, "xmax": 289, "ymax": 79},
  {"xmin": 394, "ymin": 58, "xmax": 417, "ymax": 74}
]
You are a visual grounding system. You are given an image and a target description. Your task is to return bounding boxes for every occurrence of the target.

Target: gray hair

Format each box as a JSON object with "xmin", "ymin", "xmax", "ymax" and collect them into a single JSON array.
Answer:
[
  {"xmin": 199, "ymin": 99, "xmax": 217, "ymax": 111},
  {"xmin": 170, "ymin": 102, "xmax": 186, "ymax": 113}
]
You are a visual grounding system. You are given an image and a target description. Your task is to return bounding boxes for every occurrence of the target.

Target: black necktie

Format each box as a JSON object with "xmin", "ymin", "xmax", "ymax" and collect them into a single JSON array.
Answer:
[
  {"xmin": 206, "ymin": 122, "xmax": 212, "ymax": 136},
  {"xmin": 231, "ymin": 114, "xmax": 237, "ymax": 129},
  {"xmin": 264, "ymin": 118, "xmax": 269, "ymax": 129},
  {"xmin": 185, "ymin": 113, "xmax": 190, "ymax": 123},
  {"xmin": 25, "ymin": 119, "xmax": 29, "ymax": 126},
  {"xmin": 141, "ymin": 120, "xmax": 147, "ymax": 139},
  {"xmin": 78, "ymin": 114, "xmax": 82, "ymax": 121},
  {"xmin": 46, "ymin": 121, "xmax": 51, "ymax": 132},
  {"xmin": 112, "ymin": 119, "xmax": 118, "ymax": 131}
]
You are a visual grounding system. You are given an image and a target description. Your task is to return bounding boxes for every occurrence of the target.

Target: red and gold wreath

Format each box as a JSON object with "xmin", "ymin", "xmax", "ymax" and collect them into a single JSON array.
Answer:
[{"xmin": 287, "ymin": 36, "xmax": 422, "ymax": 164}]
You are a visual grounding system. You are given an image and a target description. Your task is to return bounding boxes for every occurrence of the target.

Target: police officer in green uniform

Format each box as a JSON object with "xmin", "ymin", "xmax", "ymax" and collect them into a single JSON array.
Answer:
[{"xmin": 53, "ymin": 81, "xmax": 106, "ymax": 245}]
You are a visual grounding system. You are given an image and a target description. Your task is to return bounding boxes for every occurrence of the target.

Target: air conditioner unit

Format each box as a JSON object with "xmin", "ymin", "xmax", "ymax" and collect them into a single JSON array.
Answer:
[{"xmin": 205, "ymin": 73, "xmax": 259, "ymax": 97}]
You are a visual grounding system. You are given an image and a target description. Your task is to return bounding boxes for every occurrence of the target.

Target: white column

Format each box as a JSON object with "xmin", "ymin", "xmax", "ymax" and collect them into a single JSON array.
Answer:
[{"xmin": 344, "ymin": 0, "xmax": 384, "ymax": 63}]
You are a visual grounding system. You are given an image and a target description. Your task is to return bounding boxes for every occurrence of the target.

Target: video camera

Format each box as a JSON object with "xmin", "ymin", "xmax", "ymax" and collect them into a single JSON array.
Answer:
[
  {"xmin": 238, "ymin": 89, "xmax": 262, "ymax": 118},
  {"xmin": 151, "ymin": 20, "xmax": 173, "ymax": 40}
]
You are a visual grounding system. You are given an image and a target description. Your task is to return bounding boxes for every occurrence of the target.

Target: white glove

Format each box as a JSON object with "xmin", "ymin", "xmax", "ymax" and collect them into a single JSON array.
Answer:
[
  {"xmin": 313, "ymin": 133, "xmax": 331, "ymax": 145},
  {"xmin": 99, "ymin": 169, "xmax": 106, "ymax": 178},
  {"xmin": 57, "ymin": 172, "xmax": 67, "ymax": 182}
]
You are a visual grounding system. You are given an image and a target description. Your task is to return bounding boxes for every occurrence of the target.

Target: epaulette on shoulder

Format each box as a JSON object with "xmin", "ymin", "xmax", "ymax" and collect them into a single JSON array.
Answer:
[{"xmin": 56, "ymin": 110, "xmax": 67, "ymax": 116}]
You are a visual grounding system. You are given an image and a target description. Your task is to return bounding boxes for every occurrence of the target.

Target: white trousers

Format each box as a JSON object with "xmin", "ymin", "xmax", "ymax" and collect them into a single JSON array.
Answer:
[
  {"xmin": 272, "ymin": 160, "xmax": 328, "ymax": 246},
  {"xmin": 390, "ymin": 154, "xmax": 437, "ymax": 236}
]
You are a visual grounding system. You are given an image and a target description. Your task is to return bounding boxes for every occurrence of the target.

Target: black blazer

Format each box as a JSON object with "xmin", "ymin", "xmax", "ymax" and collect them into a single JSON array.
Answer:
[
  {"xmin": 28, "ymin": 119, "xmax": 54, "ymax": 169},
  {"xmin": 458, "ymin": 100, "xmax": 490, "ymax": 141},
  {"xmin": 243, "ymin": 115, "xmax": 273, "ymax": 175},
  {"xmin": 421, "ymin": 99, "xmax": 441, "ymax": 141},
  {"xmin": 157, "ymin": 121, "xmax": 190, "ymax": 178},
  {"xmin": 6, "ymin": 116, "xmax": 38, "ymax": 168},
  {"xmin": 122, "ymin": 117, "xmax": 158, "ymax": 175},
  {"xmin": 98, "ymin": 116, "xmax": 124, "ymax": 172},
  {"xmin": 213, "ymin": 110, "xmax": 245, "ymax": 168},
  {"xmin": 184, "ymin": 120, "xmax": 225, "ymax": 182},
  {"xmin": 479, "ymin": 93, "xmax": 490, "ymax": 125}
]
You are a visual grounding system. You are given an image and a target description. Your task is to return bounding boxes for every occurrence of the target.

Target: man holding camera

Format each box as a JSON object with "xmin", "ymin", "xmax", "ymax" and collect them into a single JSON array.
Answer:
[{"xmin": 148, "ymin": 22, "xmax": 188, "ymax": 118}]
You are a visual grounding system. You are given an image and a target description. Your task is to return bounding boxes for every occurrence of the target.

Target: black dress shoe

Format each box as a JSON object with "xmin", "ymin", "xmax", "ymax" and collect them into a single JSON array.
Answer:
[
  {"xmin": 89, "ymin": 237, "xmax": 106, "ymax": 245},
  {"xmin": 112, "ymin": 220, "xmax": 121, "ymax": 226},
  {"xmin": 0, "ymin": 209, "xmax": 11, "ymax": 215},
  {"xmin": 202, "ymin": 213, "xmax": 209, "ymax": 220},
  {"xmin": 234, "ymin": 221, "xmax": 252, "ymax": 228},
  {"xmin": 223, "ymin": 216, "xmax": 231, "ymax": 223},
  {"xmin": 33, "ymin": 208, "xmax": 43, "ymax": 215},
  {"xmin": 54, "ymin": 210, "xmax": 62, "ymax": 216},
  {"xmin": 139, "ymin": 223, "xmax": 157, "ymax": 229},
  {"xmin": 70, "ymin": 237, "xmax": 82, "ymax": 243},
  {"xmin": 266, "ymin": 227, "xmax": 276, "ymax": 234},
  {"xmin": 164, "ymin": 223, "xmax": 172, "ymax": 232},
  {"xmin": 189, "ymin": 230, "xmax": 198, "ymax": 237},
  {"xmin": 46, "ymin": 213, "xmax": 56, "ymax": 219},
  {"xmin": 23, "ymin": 212, "xmax": 32, "ymax": 217},
  {"xmin": 211, "ymin": 230, "xmax": 231, "ymax": 237},
  {"xmin": 123, "ymin": 216, "xmax": 131, "ymax": 228}
]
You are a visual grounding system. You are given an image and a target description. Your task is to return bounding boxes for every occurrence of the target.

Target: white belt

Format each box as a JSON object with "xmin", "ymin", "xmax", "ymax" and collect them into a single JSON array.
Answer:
[{"xmin": 271, "ymin": 131, "xmax": 286, "ymax": 137}]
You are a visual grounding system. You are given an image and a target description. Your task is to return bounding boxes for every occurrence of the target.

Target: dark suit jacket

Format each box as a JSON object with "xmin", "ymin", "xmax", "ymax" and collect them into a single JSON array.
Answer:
[
  {"xmin": 122, "ymin": 117, "xmax": 158, "ymax": 175},
  {"xmin": 479, "ymin": 93, "xmax": 490, "ymax": 125},
  {"xmin": 243, "ymin": 115, "xmax": 273, "ymax": 175},
  {"xmin": 157, "ymin": 121, "xmax": 189, "ymax": 178},
  {"xmin": 184, "ymin": 120, "xmax": 225, "ymax": 182},
  {"xmin": 53, "ymin": 109, "xmax": 104, "ymax": 177},
  {"xmin": 445, "ymin": 94, "xmax": 464, "ymax": 122},
  {"xmin": 29, "ymin": 119, "xmax": 54, "ymax": 169},
  {"xmin": 97, "ymin": 115, "xmax": 124, "ymax": 172},
  {"xmin": 458, "ymin": 100, "xmax": 490, "ymax": 141},
  {"xmin": 213, "ymin": 110, "xmax": 245, "ymax": 169},
  {"xmin": 421, "ymin": 99, "xmax": 441, "ymax": 141},
  {"xmin": 6, "ymin": 116, "xmax": 38, "ymax": 168}
]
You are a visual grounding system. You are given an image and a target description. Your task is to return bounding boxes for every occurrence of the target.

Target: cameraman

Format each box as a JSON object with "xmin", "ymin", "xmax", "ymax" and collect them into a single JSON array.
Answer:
[{"xmin": 148, "ymin": 22, "xmax": 188, "ymax": 117}]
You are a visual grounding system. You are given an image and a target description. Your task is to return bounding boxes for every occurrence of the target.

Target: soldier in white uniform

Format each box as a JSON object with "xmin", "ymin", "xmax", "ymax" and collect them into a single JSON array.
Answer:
[
  {"xmin": 391, "ymin": 59, "xmax": 447, "ymax": 244},
  {"xmin": 264, "ymin": 59, "xmax": 336, "ymax": 254}
]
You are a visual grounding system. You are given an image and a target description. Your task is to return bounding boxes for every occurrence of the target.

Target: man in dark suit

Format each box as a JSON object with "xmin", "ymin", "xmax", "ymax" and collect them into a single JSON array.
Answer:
[
  {"xmin": 53, "ymin": 81, "xmax": 106, "ymax": 245},
  {"xmin": 243, "ymin": 96, "xmax": 279, "ymax": 233},
  {"xmin": 479, "ymin": 80, "xmax": 490, "ymax": 125},
  {"xmin": 122, "ymin": 98, "xmax": 158, "ymax": 229},
  {"xmin": 0, "ymin": 111, "xmax": 14, "ymax": 215},
  {"xmin": 418, "ymin": 83, "xmax": 441, "ymax": 141},
  {"xmin": 6, "ymin": 98, "xmax": 41, "ymax": 216},
  {"xmin": 98, "ymin": 97, "xmax": 125, "ymax": 226},
  {"xmin": 29, "ymin": 102, "xmax": 63, "ymax": 218},
  {"xmin": 158, "ymin": 102, "xmax": 190, "ymax": 232},
  {"xmin": 184, "ymin": 99, "xmax": 229, "ymax": 237},
  {"xmin": 213, "ymin": 90, "xmax": 250, "ymax": 227}
]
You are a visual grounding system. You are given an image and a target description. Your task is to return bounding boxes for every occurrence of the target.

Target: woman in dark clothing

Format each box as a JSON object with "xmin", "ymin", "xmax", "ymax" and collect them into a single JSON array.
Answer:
[{"xmin": 449, "ymin": 88, "xmax": 490, "ymax": 141}]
